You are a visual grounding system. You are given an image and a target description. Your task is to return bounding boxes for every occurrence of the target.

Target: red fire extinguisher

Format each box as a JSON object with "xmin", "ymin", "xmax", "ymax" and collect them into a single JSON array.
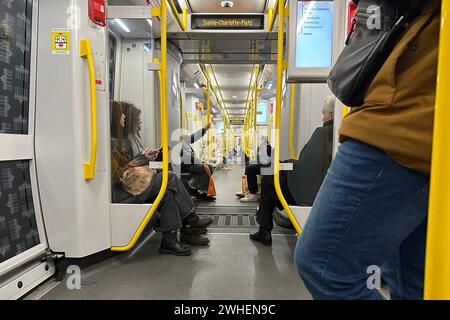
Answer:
[{"xmin": 88, "ymin": 0, "xmax": 106, "ymax": 27}]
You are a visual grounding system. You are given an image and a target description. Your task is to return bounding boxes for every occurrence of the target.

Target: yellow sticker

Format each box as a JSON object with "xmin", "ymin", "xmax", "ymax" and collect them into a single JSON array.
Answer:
[{"xmin": 51, "ymin": 29, "xmax": 70, "ymax": 54}]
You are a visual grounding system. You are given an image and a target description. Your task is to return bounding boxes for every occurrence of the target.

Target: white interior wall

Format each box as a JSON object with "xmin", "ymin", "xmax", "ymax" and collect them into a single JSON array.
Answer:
[
  {"xmin": 298, "ymin": 83, "xmax": 334, "ymax": 150},
  {"xmin": 279, "ymin": 83, "xmax": 334, "ymax": 160}
]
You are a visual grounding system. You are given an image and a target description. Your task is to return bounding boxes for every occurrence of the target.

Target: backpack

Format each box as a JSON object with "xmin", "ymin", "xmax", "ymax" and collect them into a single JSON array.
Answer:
[{"xmin": 328, "ymin": 0, "xmax": 427, "ymax": 107}]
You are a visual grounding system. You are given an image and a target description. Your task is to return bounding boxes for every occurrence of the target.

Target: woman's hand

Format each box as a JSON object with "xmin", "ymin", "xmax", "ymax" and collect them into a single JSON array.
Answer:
[
  {"xmin": 142, "ymin": 148, "xmax": 159, "ymax": 161},
  {"xmin": 204, "ymin": 121, "xmax": 213, "ymax": 130}
]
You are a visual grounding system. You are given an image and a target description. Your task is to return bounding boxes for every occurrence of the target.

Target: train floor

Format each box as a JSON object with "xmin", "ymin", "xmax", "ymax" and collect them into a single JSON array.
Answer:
[{"xmin": 26, "ymin": 164, "xmax": 311, "ymax": 300}]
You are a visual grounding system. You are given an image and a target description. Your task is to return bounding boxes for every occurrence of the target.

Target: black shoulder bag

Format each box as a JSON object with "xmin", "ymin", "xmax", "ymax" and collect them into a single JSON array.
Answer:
[{"xmin": 327, "ymin": 0, "xmax": 427, "ymax": 107}]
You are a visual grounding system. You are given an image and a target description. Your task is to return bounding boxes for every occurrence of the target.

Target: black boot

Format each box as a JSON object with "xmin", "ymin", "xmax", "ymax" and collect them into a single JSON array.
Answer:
[
  {"xmin": 183, "ymin": 212, "xmax": 213, "ymax": 231},
  {"xmin": 180, "ymin": 226, "xmax": 208, "ymax": 235},
  {"xmin": 250, "ymin": 228, "xmax": 272, "ymax": 246},
  {"xmin": 180, "ymin": 231, "xmax": 210, "ymax": 246},
  {"xmin": 159, "ymin": 231, "xmax": 192, "ymax": 256}
]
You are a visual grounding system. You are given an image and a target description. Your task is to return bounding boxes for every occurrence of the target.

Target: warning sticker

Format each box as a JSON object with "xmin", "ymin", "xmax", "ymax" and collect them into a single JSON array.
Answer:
[{"xmin": 51, "ymin": 29, "xmax": 70, "ymax": 54}]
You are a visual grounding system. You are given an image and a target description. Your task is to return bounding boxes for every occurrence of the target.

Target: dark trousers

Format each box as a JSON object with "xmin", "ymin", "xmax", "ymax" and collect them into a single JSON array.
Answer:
[
  {"xmin": 257, "ymin": 173, "xmax": 296, "ymax": 232},
  {"xmin": 181, "ymin": 163, "xmax": 214, "ymax": 193},
  {"xmin": 146, "ymin": 172, "xmax": 195, "ymax": 232},
  {"xmin": 245, "ymin": 164, "xmax": 261, "ymax": 194}
]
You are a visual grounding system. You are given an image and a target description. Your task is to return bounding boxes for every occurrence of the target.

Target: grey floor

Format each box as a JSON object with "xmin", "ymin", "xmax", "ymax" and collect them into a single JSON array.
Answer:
[
  {"xmin": 31, "ymin": 164, "xmax": 311, "ymax": 300},
  {"xmin": 198, "ymin": 164, "xmax": 257, "ymax": 208}
]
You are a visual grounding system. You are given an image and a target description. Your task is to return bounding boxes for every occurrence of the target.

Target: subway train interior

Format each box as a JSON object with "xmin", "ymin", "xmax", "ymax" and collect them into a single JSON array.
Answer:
[{"xmin": 0, "ymin": 0, "xmax": 448, "ymax": 302}]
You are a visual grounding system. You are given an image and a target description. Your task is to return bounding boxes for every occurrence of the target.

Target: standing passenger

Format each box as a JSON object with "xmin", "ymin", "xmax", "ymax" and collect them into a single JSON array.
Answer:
[{"xmin": 295, "ymin": 0, "xmax": 441, "ymax": 300}]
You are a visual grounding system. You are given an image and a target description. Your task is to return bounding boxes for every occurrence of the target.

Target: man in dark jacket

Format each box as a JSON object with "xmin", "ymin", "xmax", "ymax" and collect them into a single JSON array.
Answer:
[
  {"xmin": 180, "ymin": 121, "xmax": 215, "ymax": 200},
  {"xmin": 250, "ymin": 100, "xmax": 334, "ymax": 246},
  {"xmin": 236, "ymin": 136, "xmax": 272, "ymax": 203}
]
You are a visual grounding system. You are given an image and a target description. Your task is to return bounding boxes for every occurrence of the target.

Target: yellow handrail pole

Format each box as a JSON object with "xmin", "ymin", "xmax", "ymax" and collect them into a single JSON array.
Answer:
[
  {"xmin": 268, "ymin": 114, "xmax": 273, "ymax": 144},
  {"xmin": 182, "ymin": 8, "xmax": 187, "ymax": 28},
  {"xmin": 268, "ymin": 0, "xmax": 280, "ymax": 32},
  {"xmin": 254, "ymin": 88, "xmax": 258, "ymax": 157},
  {"xmin": 80, "ymin": 39, "xmax": 97, "ymax": 181},
  {"xmin": 289, "ymin": 84, "xmax": 297, "ymax": 159},
  {"xmin": 111, "ymin": 1, "xmax": 169, "ymax": 252},
  {"xmin": 185, "ymin": 112, "xmax": 189, "ymax": 132},
  {"xmin": 274, "ymin": 0, "xmax": 302, "ymax": 235},
  {"xmin": 167, "ymin": 0, "xmax": 186, "ymax": 31},
  {"xmin": 342, "ymin": 105, "xmax": 349, "ymax": 118},
  {"xmin": 424, "ymin": 0, "xmax": 450, "ymax": 300},
  {"xmin": 206, "ymin": 68, "xmax": 211, "ymax": 162}
]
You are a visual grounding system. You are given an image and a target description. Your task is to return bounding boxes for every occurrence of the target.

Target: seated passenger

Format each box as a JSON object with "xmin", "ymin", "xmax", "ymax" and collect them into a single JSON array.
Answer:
[
  {"xmin": 250, "ymin": 97, "xmax": 335, "ymax": 246},
  {"xmin": 111, "ymin": 101, "xmax": 212, "ymax": 255},
  {"xmin": 180, "ymin": 121, "xmax": 216, "ymax": 201},
  {"xmin": 235, "ymin": 136, "xmax": 272, "ymax": 203}
]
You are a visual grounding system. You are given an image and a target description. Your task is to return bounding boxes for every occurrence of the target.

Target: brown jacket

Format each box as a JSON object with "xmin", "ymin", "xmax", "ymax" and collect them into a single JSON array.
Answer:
[{"xmin": 339, "ymin": 0, "xmax": 441, "ymax": 174}]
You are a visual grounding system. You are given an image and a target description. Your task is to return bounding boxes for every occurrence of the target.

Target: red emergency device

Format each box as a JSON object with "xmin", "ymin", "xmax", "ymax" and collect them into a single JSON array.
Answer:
[
  {"xmin": 89, "ymin": 0, "xmax": 106, "ymax": 27},
  {"xmin": 347, "ymin": 2, "xmax": 357, "ymax": 33}
]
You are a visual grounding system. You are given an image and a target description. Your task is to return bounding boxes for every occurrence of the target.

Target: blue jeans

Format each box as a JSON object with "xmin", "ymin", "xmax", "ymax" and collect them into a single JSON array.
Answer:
[{"xmin": 295, "ymin": 139, "xmax": 430, "ymax": 300}]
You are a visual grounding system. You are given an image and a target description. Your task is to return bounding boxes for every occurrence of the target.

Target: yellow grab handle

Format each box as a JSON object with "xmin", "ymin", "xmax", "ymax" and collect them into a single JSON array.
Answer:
[
  {"xmin": 167, "ymin": 0, "xmax": 187, "ymax": 31},
  {"xmin": 289, "ymin": 85, "xmax": 297, "ymax": 160},
  {"xmin": 424, "ymin": 0, "xmax": 450, "ymax": 300},
  {"xmin": 274, "ymin": 0, "xmax": 302, "ymax": 235},
  {"xmin": 80, "ymin": 39, "xmax": 97, "ymax": 181},
  {"xmin": 111, "ymin": 2, "xmax": 170, "ymax": 252}
]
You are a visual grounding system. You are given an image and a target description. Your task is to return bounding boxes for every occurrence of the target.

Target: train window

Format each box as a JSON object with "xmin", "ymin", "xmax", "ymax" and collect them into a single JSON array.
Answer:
[
  {"xmin": 0, "ymin": 160, "xmax": 40, "ymax": 263},
  {"xmin": 0, "ymin": 0, "xmax": 33, "ymax": 134},
  {"xmin": 257, "ymin": 101, "xmax": 268, "ymax": 124},
  {"xmin": 108, "ymin": 35, "xmax": 117, "ymax": 103},
  {"xmin": 107, "ymin": 18, "xmax": 162, "ymax": 203}
]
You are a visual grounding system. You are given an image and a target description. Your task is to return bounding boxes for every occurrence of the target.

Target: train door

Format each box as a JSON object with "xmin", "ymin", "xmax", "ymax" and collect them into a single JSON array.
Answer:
[
  {"xmin": 0, "ymin": 0, "xmax": 55, "ymax": 299},
  {"xmin": 34, "ymin": 0, "xmax": 111, "ymax": 258}
]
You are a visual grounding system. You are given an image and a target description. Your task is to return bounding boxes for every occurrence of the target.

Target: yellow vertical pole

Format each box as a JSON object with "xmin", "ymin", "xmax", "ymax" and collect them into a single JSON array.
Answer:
[
  {"xmin": 274, "ymin": 1, "xmax": 302, "ymax": 235},
  {"xmin": 253, "ymin": 88, "xmax": 258, "ymax": 159},
  {"xmin": 342, "ymin": 105, "xmax": 349, "ymax": 118},
  {"xmin": 185, "ymin": 112, "xmax": 190, "ymax": 132},
  {"xmin": 206, "ymin": 68, "xmax": 211, "ymax": 162},
  {"xmin": 111, "ymin": 1, "xmax": 169, "ymax": 251},
  {"xmin": 424, "ymin": 0, "xmax": 450, "ymax": 300},
  {"xmin": 268, "ymin": 114, "xmax": 273, "ymax": 144},
  {"xmin": 289, "ymin": 84, "xmax": 297, "ymax": 159}
]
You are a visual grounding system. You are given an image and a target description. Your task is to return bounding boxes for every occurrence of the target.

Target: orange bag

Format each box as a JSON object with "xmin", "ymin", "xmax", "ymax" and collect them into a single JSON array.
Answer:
[
  {"xmin": 241, "ymin": 175, "xmax": 248, "ymax": 196},
  {"xmin": 202, "ymin": 164, "xmax": 216, "ymax": 197}
]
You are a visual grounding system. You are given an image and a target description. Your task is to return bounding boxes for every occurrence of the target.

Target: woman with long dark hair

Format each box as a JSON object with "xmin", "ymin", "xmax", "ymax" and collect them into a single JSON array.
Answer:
[{"xmin": 111, "ymin": 101, "xmax": 212, "ymax": 256}]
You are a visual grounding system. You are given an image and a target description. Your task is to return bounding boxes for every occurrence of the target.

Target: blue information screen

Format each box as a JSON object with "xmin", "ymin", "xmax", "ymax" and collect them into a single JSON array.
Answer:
[{"xmin": 295, "ymin": 1, "xmax": 334, "ymax": 68}]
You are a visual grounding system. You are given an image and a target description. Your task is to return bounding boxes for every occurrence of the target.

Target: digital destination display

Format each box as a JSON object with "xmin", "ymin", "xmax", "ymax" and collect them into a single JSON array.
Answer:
[
  {"xmin": 191, "ymin": 15, "xmax": 265, "ymax": 30},
  {"xmin": 295, "ymin": 1, "xmax": 334, "ymax": 68}
]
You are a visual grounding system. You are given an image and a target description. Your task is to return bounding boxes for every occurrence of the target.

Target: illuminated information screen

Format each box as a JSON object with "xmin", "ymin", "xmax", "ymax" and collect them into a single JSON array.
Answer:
[
  {"xmin": 295, "ymin": 1, "xmax": 334, "ymax": 68},
  {"xmin": 191, "ymin": 15, "xmax": 265, "ymax": 30}
]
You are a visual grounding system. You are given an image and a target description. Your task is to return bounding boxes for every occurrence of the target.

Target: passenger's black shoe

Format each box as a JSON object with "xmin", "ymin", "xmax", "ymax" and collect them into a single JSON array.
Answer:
[
  {"xmin": 250, "ymin": 228, "xmax": 272, "ymax": 246},
  {"xmin": 183, "ymin": 213, "xmax": 213, "ymax": 230},
  {"xmin": 180, "ymin": 232, "xmax": 210, "ymax": 246},
  {"xmin": 197, "ymin": 193, "xmax": 216, "ymax": 201},
  {"xmin": 159, "ymin": 231, "xmax": 192, "ymax": 256},
  {"xmin": 180, "ymin": 226, "xmax": 208, "ymax": 235}
]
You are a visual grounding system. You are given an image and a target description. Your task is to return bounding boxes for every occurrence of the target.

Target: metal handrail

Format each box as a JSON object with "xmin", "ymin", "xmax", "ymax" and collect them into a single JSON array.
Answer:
[
  {"xmin": 167, "ymin": 0, "xmax": 187, "ymax": 31},
  {"xmin": 289, "ymin": 84, "xmax": 297, "ymax": 160},
  {"xmin": 80, "ymin": 39, "xmax": 98, "ymax": 181},
  {"xmin": 268, "ymin": 0, "xmax": 280, "ymax": 32},
  {"xmin": 424, "ymin": 0, "xmax": 450, "ymax": 300},
  {"xmin": 273, "ymin": 0, "xmax": 302, "ymax": 235},
  {"xmin": 111, "ymin": 0, "xmax": 169, "ymax": 251}
]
